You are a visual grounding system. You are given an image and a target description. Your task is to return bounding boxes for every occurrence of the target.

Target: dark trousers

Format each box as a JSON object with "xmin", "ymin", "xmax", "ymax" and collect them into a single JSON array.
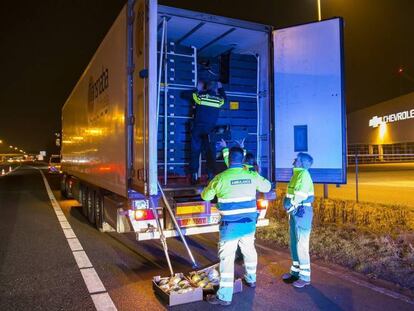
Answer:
[{"xmin": 189, "ymin": 126, "xmax": 216, "ymax": 174}]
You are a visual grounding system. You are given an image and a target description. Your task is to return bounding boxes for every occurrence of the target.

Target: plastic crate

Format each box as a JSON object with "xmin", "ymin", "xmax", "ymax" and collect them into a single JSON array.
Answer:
[{"xmin": 152, "ymin": 274, "xmax": 203, "ymax": 307}]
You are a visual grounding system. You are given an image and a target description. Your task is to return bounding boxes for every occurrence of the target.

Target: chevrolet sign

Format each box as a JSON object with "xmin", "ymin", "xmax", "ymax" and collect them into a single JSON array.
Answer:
[{"xmin": 369, "ymin": 108, "xmax": 414, "ymax": 128}]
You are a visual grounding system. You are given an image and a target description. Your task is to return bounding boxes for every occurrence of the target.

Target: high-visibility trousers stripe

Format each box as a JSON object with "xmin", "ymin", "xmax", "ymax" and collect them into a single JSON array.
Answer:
[
  {"xmin": 218, "ymin": 196, "xmax": 256, "ymax": 203},
  {"xmin": 220, "ymin": 273, "xmax": 234, "ymax": 278},
  {"xmin": 219, "ymin": 281, "xmax": 234, "ymax": 287},
  {"xmin": 219, "ymin": 207, "xmax": 257, "ymax": 216}
]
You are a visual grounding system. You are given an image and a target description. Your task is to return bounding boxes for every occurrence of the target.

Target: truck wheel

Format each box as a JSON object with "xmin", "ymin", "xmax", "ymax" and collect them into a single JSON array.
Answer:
[
  {"xmin": 87, "ymin": 190, "xmax": 96, "ymax": 224},
  {"xmin": 60, "ymin": 175, "xmax": 68, "ymax": 198},
  {"xmin": 81, "ymin": 185, "xmax": 88, "ymax": 217},
  {"xmin": 94, "ymin": 192, "xmax": 103, "ymax": 230}
]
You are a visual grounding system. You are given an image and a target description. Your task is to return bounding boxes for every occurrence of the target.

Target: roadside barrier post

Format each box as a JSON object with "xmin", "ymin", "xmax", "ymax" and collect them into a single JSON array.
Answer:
[{"xmin": 355, "ymin": 153, "xmax": 359, "ymax": 203}]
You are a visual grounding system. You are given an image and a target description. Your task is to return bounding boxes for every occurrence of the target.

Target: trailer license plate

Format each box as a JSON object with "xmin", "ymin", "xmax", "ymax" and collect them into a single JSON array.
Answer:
[
  {"xmin": 176, "ymin": 204, "xmax": 205, "ymax": 215},
  {"xmin": 179, "ymin": 215, "xmax": 220, "ymax": 227}
]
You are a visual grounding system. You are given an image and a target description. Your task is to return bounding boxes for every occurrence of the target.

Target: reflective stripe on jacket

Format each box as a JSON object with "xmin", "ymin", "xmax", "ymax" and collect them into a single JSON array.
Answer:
[
  {"xmin": 286, "ymin": 168, "xmax": 314, "ymax": 206},
  {"xmin": 201, "ymin": 165, "xmax": 271, "ymax": 222},
  {"xmin": 193, "ymin": 92, "xmax": 225, "ymax": 108}
]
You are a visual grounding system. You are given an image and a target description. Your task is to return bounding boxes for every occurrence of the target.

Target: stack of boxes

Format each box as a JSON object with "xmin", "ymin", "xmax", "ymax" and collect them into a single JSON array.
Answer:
[
  {"xmin": 158, "ymin": 43, "xmax": 258, "ymax": 180},
  {"xmin": 158, "ymin": 42, "xmax": 196, "ymax": 177},
  {"xmin": 217, "ymin": 54, "xmax": 258, "ymax": 166}
]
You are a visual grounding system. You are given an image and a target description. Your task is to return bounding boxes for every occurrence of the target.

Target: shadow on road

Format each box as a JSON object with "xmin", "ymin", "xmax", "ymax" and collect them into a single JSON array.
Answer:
[{"xmin": 301, "ymin": 285, "xmax": 352, "ymax": 311}]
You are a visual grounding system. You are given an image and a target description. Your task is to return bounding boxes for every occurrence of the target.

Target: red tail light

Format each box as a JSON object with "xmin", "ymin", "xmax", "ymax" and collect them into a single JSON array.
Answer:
[
  {"xmin": 134, "ymin": 209, "xmax": 155, "ymax": 221},
  {"xmin": 257, "ymin": 199, "xmax": 269, "ymax": 210}
]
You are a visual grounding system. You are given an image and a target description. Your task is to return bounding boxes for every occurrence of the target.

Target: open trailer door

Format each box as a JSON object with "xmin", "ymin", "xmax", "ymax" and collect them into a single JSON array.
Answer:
[
  {"xmin": 273, "ymin": 18, "xmax": 347, "ymax": 184},
  {"xmin": 130, "ymin": 0, "xmax": 158, "ymax": 195}
]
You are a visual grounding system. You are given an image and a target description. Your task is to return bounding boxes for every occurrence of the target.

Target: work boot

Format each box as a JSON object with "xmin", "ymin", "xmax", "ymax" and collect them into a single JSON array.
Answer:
[
  {"xmin": 191, "ymin": 173, "xmax": 199, "ymax": 185},
  {"xmin": 206, "ymin": 294, "xmax": 231, "ymax": 306},
  {"xmin": 281, "ymin": 273, "xmax": 299, "ymax": 283},
  {"xmin": 243, "ymin": 279, "xmax": 256, "ymax": 288},
  {"xmin": 292, "ymin": 279, "xmax": 310, "ymax": 288}
]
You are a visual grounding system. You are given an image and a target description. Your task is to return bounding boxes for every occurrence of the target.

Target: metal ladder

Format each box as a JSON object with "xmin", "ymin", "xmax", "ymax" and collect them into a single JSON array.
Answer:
[{"xmin": 156, "ymin": 17, "xmax": 198, "ymax": 186}]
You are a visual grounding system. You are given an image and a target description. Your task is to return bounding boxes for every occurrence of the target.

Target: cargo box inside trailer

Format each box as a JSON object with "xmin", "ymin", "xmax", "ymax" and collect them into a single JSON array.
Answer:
[{"xmin": 156, "ymin": 6, "xmax": 272, "ymax": 186}]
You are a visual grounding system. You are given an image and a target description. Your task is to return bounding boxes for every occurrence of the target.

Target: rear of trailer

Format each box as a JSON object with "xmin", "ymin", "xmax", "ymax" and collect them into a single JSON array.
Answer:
[{"xmin": 61, "ymin": 0, "xmax": 346, "ymax": 241}]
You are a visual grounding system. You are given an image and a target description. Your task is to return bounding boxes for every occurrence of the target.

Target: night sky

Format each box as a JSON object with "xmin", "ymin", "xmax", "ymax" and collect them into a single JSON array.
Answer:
[{"xmin": 1, "ymin": 0, "xmax": 413, "ymax": 154}]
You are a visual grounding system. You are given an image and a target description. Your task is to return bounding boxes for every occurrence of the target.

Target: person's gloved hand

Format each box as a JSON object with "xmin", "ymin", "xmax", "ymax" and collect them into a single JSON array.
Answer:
[
  {"xmin": 283, "ymin": 198, "xmax": 296, "ymax": 213},
  {"xmin": 217, "ymin": 81, "xmax": 223, "ymax": 89},
  {"xmin": 235, "ymin": 138, "xmax": 245, "ymax": 149},
  {"xmin": 295, "ymin": 205, "xmax": 305, "ymax": 217},
  {"xmin": 197, "ymin": 80, "xmax": 205, "ymax": 92},
  {"xmin": 218, "ymin": 139, "xmax": 227, "ymax": 149}
]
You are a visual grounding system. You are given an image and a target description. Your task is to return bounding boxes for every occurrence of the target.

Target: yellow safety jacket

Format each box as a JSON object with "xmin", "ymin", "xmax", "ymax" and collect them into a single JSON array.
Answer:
[
  {"xmin": 286, "ymin": 168, "xmax": 314, "ymax": 207},
  {"xmin": 202, "ymin": 165, "xmax": 271, "ymax": 222}
]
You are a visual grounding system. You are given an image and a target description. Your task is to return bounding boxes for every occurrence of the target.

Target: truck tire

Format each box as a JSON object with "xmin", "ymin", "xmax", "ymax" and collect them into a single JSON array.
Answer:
[
  {"xmin": 94, "ymin": 192, "xmax": 103, "ymax": 230},
  {"xmin": 87, "ymin": 190, "xmax": 96, "ymax": 224},
  {"xmin": 80, "ymin": 185, "xmax": 88, "ymax": 217},
  {"xmin": 60, "ymin": 175, "xmax": 68, "ymax": 198}
]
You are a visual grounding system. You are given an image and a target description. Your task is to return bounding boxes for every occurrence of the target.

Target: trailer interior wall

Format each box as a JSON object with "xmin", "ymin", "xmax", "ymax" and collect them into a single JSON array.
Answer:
[
  {"xmin": 155, "ymin": 5, "xmax": 271, "ymax": 184},
  {"xmin": 61, "ymin": 7, "xmax": 128, "ymax": 197}
]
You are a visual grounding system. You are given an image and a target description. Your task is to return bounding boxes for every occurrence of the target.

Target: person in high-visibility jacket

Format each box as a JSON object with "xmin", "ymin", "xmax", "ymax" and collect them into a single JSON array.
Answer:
[
  {"xmin": 189, "ymin": 80, "xmax": 226, "ymax": 184},
  {"xmin": 282, "ymin": 152, "xmax": 315, "ymax": 288},
  {"xmin": 201, "ymin": 147, "xmax": 271, "ymax": 305}
]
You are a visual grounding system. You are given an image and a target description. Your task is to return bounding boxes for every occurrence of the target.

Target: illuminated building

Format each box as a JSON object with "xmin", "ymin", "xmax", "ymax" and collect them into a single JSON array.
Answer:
[{"xmin": 347, "ymin": 92, "xmax": 414, "ymax": 162}]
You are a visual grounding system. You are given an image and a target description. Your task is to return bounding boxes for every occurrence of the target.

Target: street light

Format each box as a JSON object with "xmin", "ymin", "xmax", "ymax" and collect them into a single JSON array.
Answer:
[
  {"xmin": 9, "ymin": 145, "xmax": 13, "ymax": 149},
  {"xmin": 0, "ymin": 140, "xmax": 3, "ymax": 144}
]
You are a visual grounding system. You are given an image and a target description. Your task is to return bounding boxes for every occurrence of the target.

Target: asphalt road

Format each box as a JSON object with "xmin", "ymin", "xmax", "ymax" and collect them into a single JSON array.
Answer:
[{"xmin": 1, "ymin": 165, "xmax": 413, "ymax": 311}]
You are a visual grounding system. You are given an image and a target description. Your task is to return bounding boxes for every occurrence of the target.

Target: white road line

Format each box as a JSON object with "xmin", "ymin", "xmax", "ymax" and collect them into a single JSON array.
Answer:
[
  {"xmin": 73, "ymin": 250, "xmax": 93, "ymax": 269},
  {"xmin": 63, "ymin": 228, "xmax": 77, "ymax": 239},
  {"xmin": 81, "ymin": 268, "xmax": 107, "ymax": 293},
  {"xmin": 91, "ymin": 293, "xmax": 119, "ymax": 311},
  {"xmin": 57, "ymin": 215, "xmax": 67, "ymax": 222},
  {"xmin": 59, "ymin": 221, "xmax": 72, "ymax": 229},
  {"xmin": 38, "ymin": 169, "xmax": 117, "ymax": 311},
  {"xmin": 67, "ymin": 238, "xmax": 83, "ymax": 251},
  {"xmin": 256, "ymin": 243, "xmax": 414, "ymax": 305}
]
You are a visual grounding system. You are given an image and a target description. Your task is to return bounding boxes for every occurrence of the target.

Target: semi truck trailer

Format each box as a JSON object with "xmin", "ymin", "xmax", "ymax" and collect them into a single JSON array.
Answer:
[{"xmin": 61, "ymin": 0, "xmax": 347, "ymax": 241}]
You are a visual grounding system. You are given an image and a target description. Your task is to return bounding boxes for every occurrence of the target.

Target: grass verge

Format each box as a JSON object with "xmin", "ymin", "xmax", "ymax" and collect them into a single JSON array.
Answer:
[{"xmin": 257, "ymin": 191, "xmax": 414, "ymax": 291}]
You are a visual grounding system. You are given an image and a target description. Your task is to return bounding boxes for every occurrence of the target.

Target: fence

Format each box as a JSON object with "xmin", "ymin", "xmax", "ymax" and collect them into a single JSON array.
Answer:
[{"xmin": 347, "ymin": 153, "xmax": 414, "ymax": 164}]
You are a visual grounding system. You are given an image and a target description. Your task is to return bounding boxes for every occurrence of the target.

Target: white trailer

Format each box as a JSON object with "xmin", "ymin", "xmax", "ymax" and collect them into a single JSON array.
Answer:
[{"xmin": 61, "ymin": 0, "xmax": 346, "ymax": 242}]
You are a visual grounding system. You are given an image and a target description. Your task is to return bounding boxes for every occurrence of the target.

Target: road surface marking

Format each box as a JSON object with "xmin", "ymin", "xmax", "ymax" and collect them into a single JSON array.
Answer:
[
  {"xmin": 256, "ymin": 243, "xmax": 414, "ymax": 305},
  {"xmin": 81, "ymin": 268, "xmax": 107, "ymax": 293},
  {"xmin": 59, "ymin": 221, "xmax": 72, "ymax": 229},
  {"xmin": 68, "ymin": 238, "xmax": 83, "ymax": 251},
  {"xmin": 39, "ymin": 169, "xmax": 117, "ymax": 311},
  {"xmin": 73, "ymin": 250, "xmax": 93, "ymax": 269},
  {"xmin": 63, "ymin": 228, "xmax": 76, "ymax": 239},
  {"xmin": 92, "ymin": 293, "xmax": 119, "ymax": 311},
  {"xmin": 57, "ymin": 215, "xmax": 67, "ymax": 222}
]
